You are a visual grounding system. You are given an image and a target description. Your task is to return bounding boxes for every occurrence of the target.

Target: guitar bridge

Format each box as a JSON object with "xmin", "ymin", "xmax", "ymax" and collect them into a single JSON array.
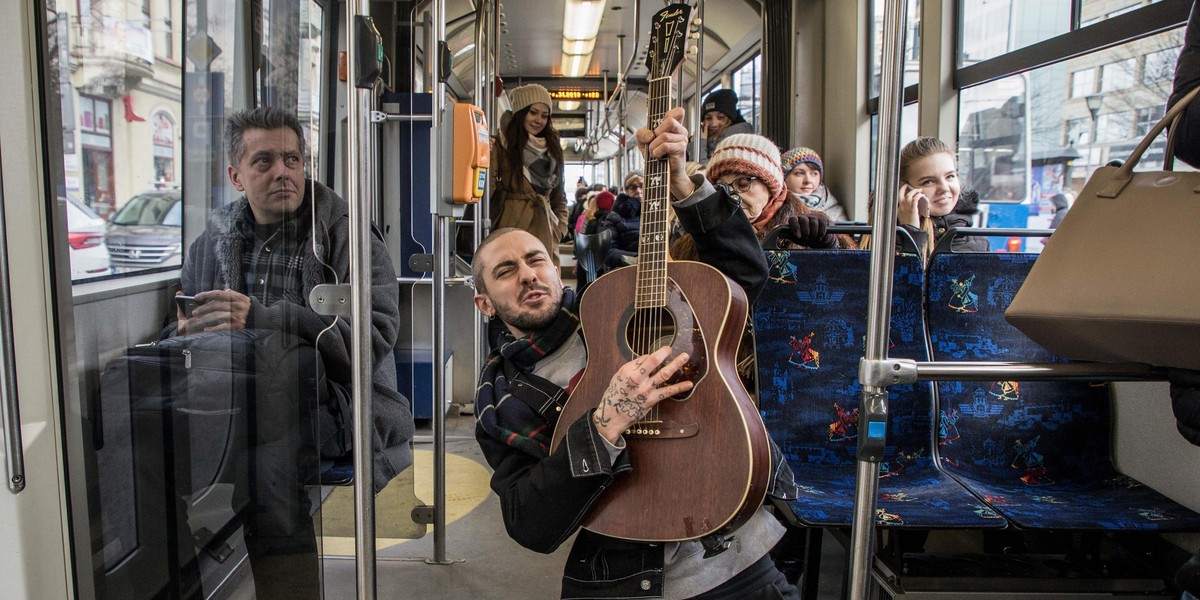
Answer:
[{"xmin": 625, "ymin": 420, "xmax": 698, "ymax": 439}]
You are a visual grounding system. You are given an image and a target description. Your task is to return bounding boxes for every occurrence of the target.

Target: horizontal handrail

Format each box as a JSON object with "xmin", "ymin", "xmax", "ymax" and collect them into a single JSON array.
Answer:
[
  {"xmin": 761, "ymin": 224, "xmax": 920, "ymax": 254},
  {"xmin": 914, "ymin": 360, "xmax": 1165, "ymax": 382}
]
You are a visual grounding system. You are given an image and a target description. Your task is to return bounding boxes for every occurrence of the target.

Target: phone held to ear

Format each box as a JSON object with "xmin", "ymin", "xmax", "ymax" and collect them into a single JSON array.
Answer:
[{"xmin": 176, "ymin": 295, "xmax": 201, "ymax": 318}]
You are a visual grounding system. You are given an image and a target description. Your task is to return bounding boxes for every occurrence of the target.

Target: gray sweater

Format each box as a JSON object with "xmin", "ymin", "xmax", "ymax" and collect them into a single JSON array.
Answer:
[{"xmin": 169, "ymin": 181, "xmax": 412, "ymax": 492}]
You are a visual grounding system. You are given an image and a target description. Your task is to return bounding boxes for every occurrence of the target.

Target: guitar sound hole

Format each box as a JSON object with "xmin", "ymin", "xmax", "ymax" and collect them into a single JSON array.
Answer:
[{"xmin": 626, "ymin": 307, "xmax": 676, "ymax": 356}]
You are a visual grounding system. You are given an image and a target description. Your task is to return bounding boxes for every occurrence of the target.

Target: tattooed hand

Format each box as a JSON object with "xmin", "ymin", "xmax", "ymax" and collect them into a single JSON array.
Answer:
[{"xmin": 592, "ymin": 346, "xmax": 693, "ymax": 444}]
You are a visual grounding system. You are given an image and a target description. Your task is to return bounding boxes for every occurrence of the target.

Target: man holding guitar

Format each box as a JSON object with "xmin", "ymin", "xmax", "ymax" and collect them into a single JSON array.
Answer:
[{"xmin": 471, "ymin": 105, "xmax": 800, "ymax": 600}]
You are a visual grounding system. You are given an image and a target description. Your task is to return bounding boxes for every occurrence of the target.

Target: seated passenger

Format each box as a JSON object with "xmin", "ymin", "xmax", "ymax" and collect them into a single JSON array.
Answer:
[
  {"xmin": 673, "ymin": 133, "xmax": 855, "ymax": 259},
  {"xmin": 1170, "ymin": 0, "xmax": 1200, "ymax": 169},
  {"xmin": 1168, "ymin": 7, "xmax": 1200, "ymax": 592},
  {"xmin": 167, "ymin": 107, "xmax": 411, "ymax": 599},
  {"xmin": 781, "ymin": 146, "xmax": 848, "ymax": 221},
  {"xmin": 862, "ymin": 136, "xmax": 988, "ymax": 260},
  {"xmin": 565, "ymin": 186, "xmax": 591, "ymax": 242},
  {"xmin": 470, "ymin": 106, "xmax": 800, "ymax": 600},
  {"xmin": 599, "ymin": 172, "xmax": 643, "ymax": 268},
  {"xmin": 699, "ymin": 89, "xmax": 754, "ymax": 163},
  {"xmin": 573, "ymin": 190, "xmax": 616, "ymax": 289}
]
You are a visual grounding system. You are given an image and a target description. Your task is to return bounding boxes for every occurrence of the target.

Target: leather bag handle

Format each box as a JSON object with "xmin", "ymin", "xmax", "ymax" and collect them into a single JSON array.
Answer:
[{"xmin": 1098, "ymin": 85, "xmax": 1200, "ymax": 198}]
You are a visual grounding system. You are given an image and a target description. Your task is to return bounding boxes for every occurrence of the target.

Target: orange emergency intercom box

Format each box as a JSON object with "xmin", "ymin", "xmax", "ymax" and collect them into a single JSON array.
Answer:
[{"xmin": 449, "ymin": 103, "xmax": 489, "ymax": 204}]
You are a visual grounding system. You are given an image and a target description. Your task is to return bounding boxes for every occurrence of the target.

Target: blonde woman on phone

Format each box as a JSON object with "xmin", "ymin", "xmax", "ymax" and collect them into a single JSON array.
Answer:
[{"xmin": 863, "ymin": 137, "xmax": 989, "ymax": 261}]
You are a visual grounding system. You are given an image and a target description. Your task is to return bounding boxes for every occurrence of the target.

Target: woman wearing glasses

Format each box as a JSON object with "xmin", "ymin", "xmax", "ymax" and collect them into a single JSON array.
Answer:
[{"xmin": 675, "ymin": 133, "xmax": 856, "ymax": 257}]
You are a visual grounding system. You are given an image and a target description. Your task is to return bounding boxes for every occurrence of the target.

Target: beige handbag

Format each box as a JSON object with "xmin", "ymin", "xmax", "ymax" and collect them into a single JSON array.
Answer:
[{"xmin": 1005, "ymin": 86, "xmax": 1200, "ymax": 370}]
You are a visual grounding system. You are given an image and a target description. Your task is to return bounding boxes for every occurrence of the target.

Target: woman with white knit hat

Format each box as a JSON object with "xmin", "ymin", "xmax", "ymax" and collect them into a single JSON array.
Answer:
[
  {"xmin": 490, "ymin": 83, "xmax": 570, "ymax": 264},
  {"xmin": 673, "ymin": 133, "xmax": 855, "ymax": 257}
]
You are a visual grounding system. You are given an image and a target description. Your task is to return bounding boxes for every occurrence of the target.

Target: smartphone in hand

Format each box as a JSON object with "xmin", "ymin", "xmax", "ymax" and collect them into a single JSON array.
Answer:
[{"xmin": 175, "ymin": 295, "xmax": 201, "ymax": 318}]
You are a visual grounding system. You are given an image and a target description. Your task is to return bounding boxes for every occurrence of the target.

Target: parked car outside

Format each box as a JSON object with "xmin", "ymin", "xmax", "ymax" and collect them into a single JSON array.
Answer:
[
  {"xmin": 64, "ymin": 195, "xmax": 112, "ymax": 280},
  {"xmin": 105, "ymin": 189, "xmax": 182, "ymax": 273}
]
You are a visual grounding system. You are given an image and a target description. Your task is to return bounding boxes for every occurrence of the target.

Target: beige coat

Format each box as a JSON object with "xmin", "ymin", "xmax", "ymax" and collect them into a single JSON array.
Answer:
[{"xmin": 490, "ymin": 137, "xmax": 569, "ymax": 264}]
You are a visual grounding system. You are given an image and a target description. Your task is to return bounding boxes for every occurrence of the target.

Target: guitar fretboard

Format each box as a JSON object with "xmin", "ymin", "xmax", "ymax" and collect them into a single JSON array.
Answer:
[{"xmin": 634, "ymin": 75, "xmax": 673, "ymax": 310}]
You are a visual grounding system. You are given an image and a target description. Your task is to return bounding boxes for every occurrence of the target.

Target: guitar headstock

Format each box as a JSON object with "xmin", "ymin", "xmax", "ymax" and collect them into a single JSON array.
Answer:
[{"xmin": 646, "ymin": 4, "xmax": 692, "ymax": 80}]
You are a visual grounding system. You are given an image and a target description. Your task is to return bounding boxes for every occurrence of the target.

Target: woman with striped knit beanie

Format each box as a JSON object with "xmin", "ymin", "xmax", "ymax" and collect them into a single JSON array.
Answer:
[
  {"xmin": 688, "ymin": 133, "xmax": 854, "ymax": 251},
  {"xmin": 781, "ymin": 146, "xmax": 848, "ymax": 222}
]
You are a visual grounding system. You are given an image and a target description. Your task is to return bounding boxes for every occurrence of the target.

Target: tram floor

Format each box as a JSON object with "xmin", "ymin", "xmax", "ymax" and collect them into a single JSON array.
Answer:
[
  {"xmin": 318, "ymin": 407, "xmax": 574, "ymax": 599},
  {"xmin": 313, "ymin": 408, "xmax": 850, "ymax": 599},
  {"xmin": 215, "ymin": 404, "xmax": 847, "ymax": 599}
]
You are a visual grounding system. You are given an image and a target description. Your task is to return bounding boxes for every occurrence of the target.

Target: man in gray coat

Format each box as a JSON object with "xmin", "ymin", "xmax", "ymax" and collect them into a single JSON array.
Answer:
[{"xmin": 169, "ymin": 107, "xmax": 411, "ymax": 599}]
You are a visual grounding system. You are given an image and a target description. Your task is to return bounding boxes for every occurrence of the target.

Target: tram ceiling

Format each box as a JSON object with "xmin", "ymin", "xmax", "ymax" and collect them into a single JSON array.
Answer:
[
  {"xmin": 488, "ymin": 0, "xmax": 760, "ymax": 94},
  {"xmin": 428, "ymin": 0, "xmax": 763, "ymax": 161}
]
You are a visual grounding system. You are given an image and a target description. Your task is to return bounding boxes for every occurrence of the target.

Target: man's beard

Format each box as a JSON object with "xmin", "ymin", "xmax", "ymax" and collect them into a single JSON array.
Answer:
[{"xmin": 494, "ymin": 287, "xmax": 564, "ymax": 333}]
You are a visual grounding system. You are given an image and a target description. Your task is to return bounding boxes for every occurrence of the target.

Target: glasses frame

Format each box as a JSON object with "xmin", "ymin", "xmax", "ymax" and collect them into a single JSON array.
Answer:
[{"xmin": 726, "ymin": 175, "xmax": 760, "ymax": 194}]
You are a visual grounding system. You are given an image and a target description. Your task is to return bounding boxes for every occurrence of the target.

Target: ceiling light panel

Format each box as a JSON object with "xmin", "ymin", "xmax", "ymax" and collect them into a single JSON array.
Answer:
[{"xmin": 563, "ymin": 0, "xmax": 607, "ymax": 41}]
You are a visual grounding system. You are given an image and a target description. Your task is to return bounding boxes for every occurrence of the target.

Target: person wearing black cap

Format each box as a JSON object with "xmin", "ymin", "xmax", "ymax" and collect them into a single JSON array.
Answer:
[{"xmin": 699, "ymin": 89, "xmax": 754, "ymax": 163}]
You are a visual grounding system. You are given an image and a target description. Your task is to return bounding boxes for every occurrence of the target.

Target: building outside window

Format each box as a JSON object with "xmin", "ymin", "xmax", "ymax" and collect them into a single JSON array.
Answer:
[
  {"xmin": 1143, "ymin": 47, "xmax": 1176, "ymax": 85},
  {"xmin": 151, "ymin": 111, "xmax": 176, "ymax": 184},
  {"xmin": 1135, "ymin": 104, "xmax": 1166, "ymax": 136},
  {"xmin": 1096, "ymin": 110, "xmax": 1134, "ymax": 142},
  {"xmin": 1064, "ymin": 117, "xmax": 1090, "ymax": 146},
  {"xmin": 1100, "ymin": 58, "xmax": 1138, "ymax": 92},
  {"xmin": 1071, "ymin": 69, "xmax": 1097, "ymax": 98}
]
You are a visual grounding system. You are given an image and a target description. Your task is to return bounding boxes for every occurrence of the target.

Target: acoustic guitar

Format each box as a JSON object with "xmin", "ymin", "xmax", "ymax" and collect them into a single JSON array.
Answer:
[{"xmin": 549, "ymin": 3, "xmax": 770, "ymax": 542}]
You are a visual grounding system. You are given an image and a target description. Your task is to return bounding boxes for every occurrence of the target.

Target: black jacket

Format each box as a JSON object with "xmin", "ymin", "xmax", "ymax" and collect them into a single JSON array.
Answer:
[
  {"xmin": 475, "ymin": 182, "xmax": 786, "ymax": 599},
  {"xmin": 1169, "ymin": 0, "xmax": 1200, "ymax": 168},
  {"xmin": 1170, "ymin": 369, "xmax": 1200, "ymax": 446},
  {"xmin": 599, "ymin": 193, "xmax": 642, "ymax": 269}
]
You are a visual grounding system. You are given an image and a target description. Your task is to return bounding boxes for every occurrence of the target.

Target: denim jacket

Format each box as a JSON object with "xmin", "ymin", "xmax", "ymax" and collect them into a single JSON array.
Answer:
[{"xmin": 475, "ymin": 181, "xmax": 797, "ymax": 599}]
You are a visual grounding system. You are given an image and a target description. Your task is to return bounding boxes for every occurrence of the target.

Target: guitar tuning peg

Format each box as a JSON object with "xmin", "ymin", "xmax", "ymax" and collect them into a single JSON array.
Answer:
[
  {"xmin": 690, "ymin": 32, "xmax": 700, "ymax": 40},
  {"xmin": 688, "ymin": 46, "xmax": 698, "ymax": 57}
]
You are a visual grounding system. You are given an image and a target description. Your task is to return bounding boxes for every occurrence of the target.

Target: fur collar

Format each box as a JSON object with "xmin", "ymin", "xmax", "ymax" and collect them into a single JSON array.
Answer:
[{"xmin": 206, "ymin": 181, "xmax": 345, "ymax": 293}]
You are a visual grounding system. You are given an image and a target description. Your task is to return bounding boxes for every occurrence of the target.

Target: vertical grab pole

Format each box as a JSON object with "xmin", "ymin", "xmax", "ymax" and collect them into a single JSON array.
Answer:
[
  {"xmin": 692, "ymin": 0, "xmax": 704, "ymax": 161},
  {"xmin": 345, "ymin": 0, "xmax": 378, "ymax": 597},
  {"xmin": 0, "ymin": 174, "xmax": 23, "ymax": 494},
  {"xmin": 472, "ymin": 0, "xmax": 488, "ymax": 386},
  {"xmin": 429, "ymin": 0, "xmax": 451, "ymax": 566},
  {"xmin": 616, "ymin": 34, "xmax": 627, "ymax": 183},
  {"xmin": 847, "ymin": 0, "xmax": 907, "ymax": 597}
]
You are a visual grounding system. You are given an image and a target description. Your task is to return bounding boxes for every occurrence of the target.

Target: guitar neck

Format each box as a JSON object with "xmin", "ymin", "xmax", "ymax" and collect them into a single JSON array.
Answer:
[{"xmin": 635, "ymin": 75, "xmax": 673, "ymax": 310}]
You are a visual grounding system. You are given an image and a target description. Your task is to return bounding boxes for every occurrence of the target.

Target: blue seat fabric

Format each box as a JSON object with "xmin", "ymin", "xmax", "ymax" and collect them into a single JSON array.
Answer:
[
  {"xmin": 928, "ymin": 251, "xmax": 1200, "ymax": 531},
  {"xmin": 755, "ymin": 250, "xmax": 1005, "ymax": 529}
]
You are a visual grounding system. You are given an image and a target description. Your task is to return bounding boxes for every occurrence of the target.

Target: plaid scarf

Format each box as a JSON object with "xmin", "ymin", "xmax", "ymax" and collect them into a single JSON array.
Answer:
[{"xmin": 475, "ymin": 288, "xmax": 579, "ymax": 457}]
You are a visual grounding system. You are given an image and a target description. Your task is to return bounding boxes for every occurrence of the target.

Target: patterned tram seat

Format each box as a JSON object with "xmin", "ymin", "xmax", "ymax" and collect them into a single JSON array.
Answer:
[
  {"xmin": 928, "ymin": 249, "xmax": 1200, "ymax": 531},
  {"xmin": 755, "ymin": 249, "xmax": 1005, "ymax": 529}
]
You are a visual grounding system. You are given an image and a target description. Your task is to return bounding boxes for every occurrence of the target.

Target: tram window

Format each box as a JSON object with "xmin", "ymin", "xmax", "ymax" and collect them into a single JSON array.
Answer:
[
  {"xmin": 867, "ymin": 102, "xmax": 921, "ymax": 192},
  {"xmin": 956, "ymin": 26, "xmax": 1187, "ymax": 229},
  {"xmin": 959, "ymin": 0, "xmax": 1168, "ymax": 66},
  {"xmin": 869, "ymin": 0, "xmax": 921, "ymax": 98},
  {"xmin": 731, "ymin": 55, "xmax": 762, "ymax": 132},
  {"xmin": 50, "ymin": 3, "xmax": 184, "ymax": 283}
]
